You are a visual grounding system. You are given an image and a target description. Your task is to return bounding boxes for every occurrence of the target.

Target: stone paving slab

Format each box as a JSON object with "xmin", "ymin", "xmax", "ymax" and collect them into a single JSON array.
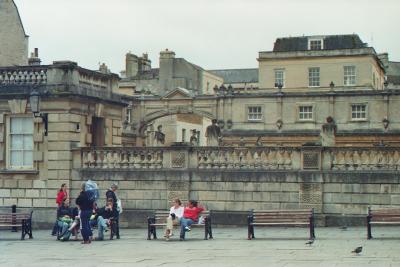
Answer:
[{"xmin": 1, "ymin": 227, "xmax": 400, "ymax": 266}]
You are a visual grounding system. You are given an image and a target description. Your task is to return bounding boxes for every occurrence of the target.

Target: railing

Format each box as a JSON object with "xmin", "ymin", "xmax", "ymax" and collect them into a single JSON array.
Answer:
[
  {"xmin": 81, "ymin": 148, "xmax": 163, "ymax": 169},
  {"xmin": 328, "ymin": 147, "xmax": 400, "ymax": 171},
  {"xmin": 0, "ymin": 63, "xmax": 116, "ymax": 92},
  {"xmin": 74, "ymin": 146, "xmax": 400, "ymax": 171},
  {"xmin": 196, "ymin": 147, "xmax": 295, "ymax": 170},
  {"xmin": 0, "ymin": 66, "xmax": 49, "ymax": 85}
]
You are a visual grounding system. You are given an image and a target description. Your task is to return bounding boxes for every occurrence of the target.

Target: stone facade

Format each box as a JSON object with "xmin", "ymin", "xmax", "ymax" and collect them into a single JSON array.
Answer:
[
  {"xmin": 0, "ymin": 0, "xmax": 28, "ymax": 66},
  {"xmin": 0, "ymin": 62, "xmax": 126, "ymax": 222}
]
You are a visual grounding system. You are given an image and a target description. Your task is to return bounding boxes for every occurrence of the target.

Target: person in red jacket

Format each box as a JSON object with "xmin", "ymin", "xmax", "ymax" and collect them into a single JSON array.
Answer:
[
  {"xmin": 179, "ymin": 200, "xmax": 205, "ymax": 241},
  {"xmin": 52, "ymin": 183, "xmax": 69, "ymax": 235},
  {"xmin": 56, "ymin": 183, "xmax": 68, "ymax": 207}
]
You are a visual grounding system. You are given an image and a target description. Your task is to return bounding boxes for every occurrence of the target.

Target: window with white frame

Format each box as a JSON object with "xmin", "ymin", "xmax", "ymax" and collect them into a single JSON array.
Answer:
[
  {"xmin": 299, "ymin": 106, "xmax": 314, "ymax": 121},
  {"xmin": 308, "ymin": 39, "xmax": 323, "ymax": 50},
  {"xmin": 274, "ymin": 69, "xmax": 285, "ymax": 87},
  {"xmin": 247, "ymin": 106, "xmax": 262, "ymax": 121},
  {"xmin": 351, "ymin": 104, "xmax": 367, "ymax": 120},
  {"xmin": 308, "ymin": 67, "xmax": 320, "ymax": 87},
  {"xmin": 344, "ymin": 66, "xmax": 356, "ymax": 86},
  {"xmin": 8, "ymin": 117, "xmax": 34, "ymax": 169}
]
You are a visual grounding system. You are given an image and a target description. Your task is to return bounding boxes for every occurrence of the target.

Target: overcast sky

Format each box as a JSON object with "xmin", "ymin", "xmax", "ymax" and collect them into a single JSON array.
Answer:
[{"xmin": 14, "ymin": 0, "xmax": 400, "ymax": 74}]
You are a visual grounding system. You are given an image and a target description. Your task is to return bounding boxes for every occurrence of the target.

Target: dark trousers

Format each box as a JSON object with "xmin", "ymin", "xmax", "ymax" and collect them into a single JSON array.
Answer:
[{"xmin": 80, "ymin": 209, "xmax": 93, "ymax": 241}]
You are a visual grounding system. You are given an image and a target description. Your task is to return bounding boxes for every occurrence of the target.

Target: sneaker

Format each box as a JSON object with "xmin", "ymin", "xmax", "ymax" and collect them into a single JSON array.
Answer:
[
  {"xmin": 184, "ymin": 226, "xmax": 191, "ymax": 232},
  {"xmin": 168, "ymin": 232, "xmax": 174, "ymax": 237}
]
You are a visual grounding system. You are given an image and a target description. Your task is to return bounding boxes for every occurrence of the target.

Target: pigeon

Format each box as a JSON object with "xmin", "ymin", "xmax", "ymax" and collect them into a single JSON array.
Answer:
[
  {"xmin": 352, "ymin": 246, "xmax": 362, "ymax": 255},
  {"xmin": 305, "ymin": 239, "xmax": 314, "ymax": 246},
  {"xmin": 339, "ymin": 226, "xmax": 347, "ymax": 231}
]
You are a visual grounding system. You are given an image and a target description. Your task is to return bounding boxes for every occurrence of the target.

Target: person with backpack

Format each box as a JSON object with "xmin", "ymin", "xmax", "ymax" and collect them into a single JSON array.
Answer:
[
  {"xmin": 76, "ymin": 182, "xmax": 95, "ymax": 244},
  {"xmin": 106, "ymin": 183, "xmax": 120, "ymax": 239}
]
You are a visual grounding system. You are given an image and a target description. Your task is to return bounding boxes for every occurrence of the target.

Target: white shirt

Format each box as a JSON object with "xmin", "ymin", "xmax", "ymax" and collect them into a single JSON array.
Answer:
[{"xmin": 169, "ymin": 206, "xmax": 184, "ymax": 218}]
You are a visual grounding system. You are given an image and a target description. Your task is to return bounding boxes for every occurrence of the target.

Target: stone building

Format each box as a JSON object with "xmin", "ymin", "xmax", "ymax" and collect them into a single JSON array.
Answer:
[
  {"xmin": 0, "ymin": 0, "xmax": 29, "ymax": 66},
  {"xmin": 120, "ymin": 50, "xmax": 223, "ymax": 146},
  {"xmin": 0, "ymin": 61, "xmax": 126, "ymax": 223},
  {"xmin": 218, "ymin": 34, "xmax": 400, "ymax": 147}
]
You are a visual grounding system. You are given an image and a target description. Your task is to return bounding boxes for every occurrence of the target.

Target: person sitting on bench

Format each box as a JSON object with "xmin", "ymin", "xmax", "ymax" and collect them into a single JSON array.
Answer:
[
  {"xmin": 92, "ymin": 198, "xmax": 117, "ymax": 241},
  {"xmin": 179, "ymin": 200, "xmax": 205, "ymax": 241},
  {"xmin": 164, "ymin": 198, "xmax": 184, "ymax": 240}
]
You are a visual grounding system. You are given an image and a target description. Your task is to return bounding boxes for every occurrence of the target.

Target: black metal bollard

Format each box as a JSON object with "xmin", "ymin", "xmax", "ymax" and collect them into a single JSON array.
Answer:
[{"xmin": 12, "ymin": 204, "xmax": 17, "ymax": 232}]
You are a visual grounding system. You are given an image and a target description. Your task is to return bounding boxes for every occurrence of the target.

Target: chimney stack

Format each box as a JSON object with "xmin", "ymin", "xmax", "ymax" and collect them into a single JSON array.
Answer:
[{"xmin": 28, "ymin": 48, "xmax": 41, "ymax": 65}]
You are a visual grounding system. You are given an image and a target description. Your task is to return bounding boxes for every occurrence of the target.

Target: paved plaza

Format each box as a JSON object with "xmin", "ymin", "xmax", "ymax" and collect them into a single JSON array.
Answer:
[{"xmin": 1, "ymin": 226, "xmax": 400, "ymax": 267}]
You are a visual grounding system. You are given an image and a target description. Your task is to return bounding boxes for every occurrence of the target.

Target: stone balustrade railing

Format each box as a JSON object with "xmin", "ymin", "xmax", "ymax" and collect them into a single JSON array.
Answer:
[
  {"xmin": 74, "ymin": 146, "xmax": 400, "ymax": 171},
  {"xmin": 328, "ymin": 147, "xmax": 400, "ymax": 171},
  {"xmin": 196, "ymin": 147, "xmax": 295, "ymax": 170},
  {"xmin": 0, "ymin": 66, "xmax": 48, "ymax": 85},
  {"xmin": 81, "ymin": 148, "xmax": 163, "ymax": 169}
]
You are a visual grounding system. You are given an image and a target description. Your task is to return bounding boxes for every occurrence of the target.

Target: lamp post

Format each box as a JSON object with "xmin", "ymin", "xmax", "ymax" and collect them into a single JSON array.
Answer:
[{"xmin": 29, "ymin": 90, "xmax": 48, "ymax": 136}]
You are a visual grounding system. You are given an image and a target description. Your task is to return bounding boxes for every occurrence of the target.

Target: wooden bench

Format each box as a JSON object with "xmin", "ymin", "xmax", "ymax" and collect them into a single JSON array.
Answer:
[
  {"xmin": 147, "ymin": 210, "xmax": 213, "ymax": 240},
  {"xmin": 367, "ymin": 207, "xmax": 400, "ymax": 239},
  {"xmin": 0, "ymin": 211, "xmax": 33, "ymax": 240},
  {"xmin": 247, "ymin": 209, "xmax": 315, "ymax": 240}
]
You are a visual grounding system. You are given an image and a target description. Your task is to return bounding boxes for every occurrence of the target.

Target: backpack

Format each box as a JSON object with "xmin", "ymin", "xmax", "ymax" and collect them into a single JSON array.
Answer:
[{"xmin": 85, "ymin": 180, "xmax": 99, "ymax": 202}]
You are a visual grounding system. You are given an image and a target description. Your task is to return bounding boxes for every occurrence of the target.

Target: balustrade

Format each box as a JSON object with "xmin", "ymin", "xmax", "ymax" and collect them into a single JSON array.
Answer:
[
  {"xmin": 82, "ymin": 148, "xmax": 163, "ymax": 169},
  {"xmin": 0, "ymin": 67, "xmax": 48, "ymax": 85},
  {"xmin": 78, "ymin": 146, "xmax": 400, "ymax": 171},
  {"xmin": 330, "ymin": 148, "xmax": 400, "ymax": 171}
]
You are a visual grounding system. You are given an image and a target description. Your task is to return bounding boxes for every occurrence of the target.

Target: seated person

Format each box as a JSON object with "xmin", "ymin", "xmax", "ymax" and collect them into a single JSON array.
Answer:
[
  {"xmin": 164, "ymin": 198, "xmax": 184, "ymax": 240},
  {"xmin": 179, "ymin": 200, "xmax": 205, "ymax": 241},
  {"xmin": 92, "ymin": 198, "xmax": 117, "ymax": 241},
  {"xmin": 56, "ymin": 199, "xmax": 77, "ymax": 240}
]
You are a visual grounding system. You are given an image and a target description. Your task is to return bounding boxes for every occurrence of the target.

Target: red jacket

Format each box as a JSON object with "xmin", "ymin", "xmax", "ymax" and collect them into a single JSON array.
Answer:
[
  {"xmin": 183, "ymin": 206, "xmax": 204, "ymax": 222},
  {"xmin": 56, "ymin": 191, "xmax": 67, "ymax": 207}
]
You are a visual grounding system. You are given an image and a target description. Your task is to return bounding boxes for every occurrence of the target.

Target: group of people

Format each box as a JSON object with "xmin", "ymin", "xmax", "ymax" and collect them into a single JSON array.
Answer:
[
  {"xmin": 52, "ymin": 183, "xmax": 205, "ymax": 242},
  {"xmin": 163, "ymin": 198, "xmax": 205, "ymax": 241},
  {"xmin": 52, "ymin": 182, "xmax": 120, "ymax": 244}
]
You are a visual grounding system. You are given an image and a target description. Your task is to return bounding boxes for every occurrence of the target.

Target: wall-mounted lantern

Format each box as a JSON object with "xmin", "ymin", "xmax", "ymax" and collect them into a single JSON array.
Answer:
[
  {"xmin": 382, "ymin": 117, "xmax": 390, "ymax": 130},
  {"xmin": 29, "ymin": 90, "xmax": 48, "ymax": 136},
  {"xmin": 276, "ymin": 119, "xmax": 283, "ymax": 130}
]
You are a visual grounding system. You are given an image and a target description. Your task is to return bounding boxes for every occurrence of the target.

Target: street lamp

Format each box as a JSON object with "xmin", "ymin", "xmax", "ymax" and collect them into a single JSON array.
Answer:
[{"xmin": 29, "ymin": 90, "xmax": 48, "ymax": 136}]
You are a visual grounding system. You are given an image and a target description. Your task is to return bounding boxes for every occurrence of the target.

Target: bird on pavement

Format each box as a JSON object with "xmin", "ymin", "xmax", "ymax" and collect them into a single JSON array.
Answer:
[
  {"xmin": 352, "ymin": 246, "xmax": 362, "ymax": 255},
  {"xmin": 305, "ymin": 239, "xmax": 314, "ymax": 246},
  {"xmin": 339, "ymin": 226, "xmax": 347, "ymax": 231}
]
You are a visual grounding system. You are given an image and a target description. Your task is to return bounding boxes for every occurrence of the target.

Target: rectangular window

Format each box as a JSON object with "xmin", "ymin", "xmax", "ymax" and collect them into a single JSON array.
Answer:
[
  {"xmin": 309, "ymin": 39, "xmax": 323, "ymax": 50},
  {"xmin": 309, "ymin": 67, "xmax": 320, "ymax": 87},
  {"xmin": 274, "ymin": 69, "xmax": 285, "ymax": 88},
  {"xmin": 344, "ymin": 66, "xmax": 356, "ymax": 86},
  {"xmin": 247, "ymin": 106, "xmax": 262, "ymax": 121},
  {"xmin": 299, "ymin": 106, "xmax": 313, "ymax": 121},
  {"xmin": 351, "ymin": 104, "xmax": 367, "ymax": 120},
  {"xmin": 8, "ymin": 117, "xmax": 34, "ymax": 169}
]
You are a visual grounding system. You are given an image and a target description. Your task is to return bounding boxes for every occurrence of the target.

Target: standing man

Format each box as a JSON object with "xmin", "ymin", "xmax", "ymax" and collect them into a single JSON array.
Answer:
[{"xmin": 106, "ymin": 183, "xmax": 120, "ymax": 239}]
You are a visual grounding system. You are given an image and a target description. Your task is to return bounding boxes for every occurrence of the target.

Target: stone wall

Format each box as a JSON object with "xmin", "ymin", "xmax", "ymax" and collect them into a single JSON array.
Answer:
[
  {"xmin": 0, "ymin": 0, "xmax": 28, "ymax": 66},
  {"xmin": 58, "ymin": 168, "xmax": 400, "ymax": 229}
]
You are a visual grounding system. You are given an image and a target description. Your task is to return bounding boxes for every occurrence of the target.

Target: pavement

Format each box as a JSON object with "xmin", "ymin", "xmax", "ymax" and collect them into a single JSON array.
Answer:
[{"xmin": 1, "ymin": 226, "xmax": 400, "ymax": 267}]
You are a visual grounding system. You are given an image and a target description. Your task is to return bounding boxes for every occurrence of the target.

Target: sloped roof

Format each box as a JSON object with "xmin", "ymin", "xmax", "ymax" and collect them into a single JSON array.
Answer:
[
  {"xmin": 273, "ymin": 34, "xmax": 366, "ymax": 52},
  {"xmin": 209, "ymin": 68, "xmax": 258, "ymax": 84}
]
